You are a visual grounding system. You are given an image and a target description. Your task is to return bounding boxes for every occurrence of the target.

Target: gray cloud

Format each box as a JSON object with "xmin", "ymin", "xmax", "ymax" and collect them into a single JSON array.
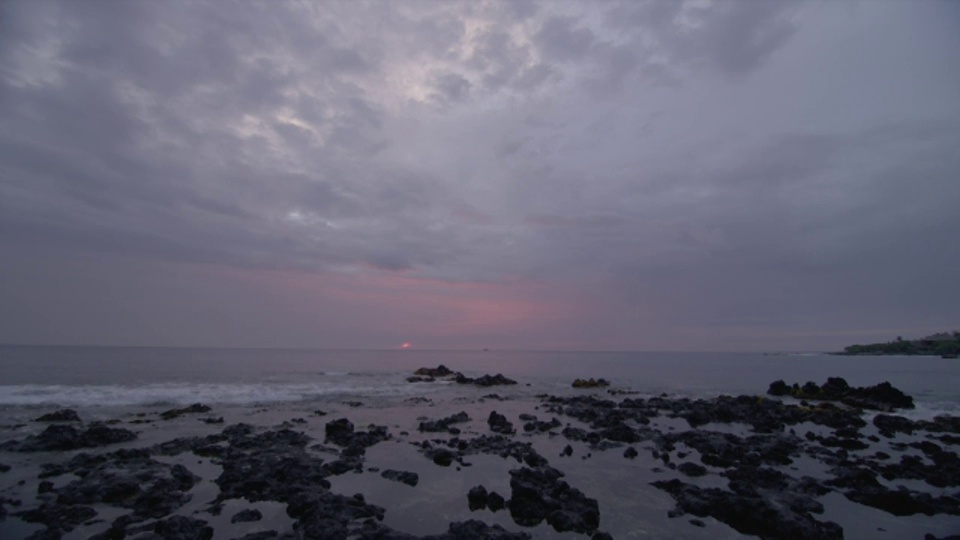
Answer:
[{"xmin": 1, "ymin": 0, "xmax": 958, "ymax": 350}]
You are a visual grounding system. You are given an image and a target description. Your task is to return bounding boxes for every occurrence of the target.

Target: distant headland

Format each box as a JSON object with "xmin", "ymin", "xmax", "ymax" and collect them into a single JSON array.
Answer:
[{"xmin": 838, "ymin": 331, "xmax": 959, "ymax": 358}]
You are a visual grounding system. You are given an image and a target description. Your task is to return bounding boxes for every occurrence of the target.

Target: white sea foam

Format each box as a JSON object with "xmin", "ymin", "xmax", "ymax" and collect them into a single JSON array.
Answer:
[{"xmin": 0, "ymin": 381, "xmax": 417, "ymax": 407}]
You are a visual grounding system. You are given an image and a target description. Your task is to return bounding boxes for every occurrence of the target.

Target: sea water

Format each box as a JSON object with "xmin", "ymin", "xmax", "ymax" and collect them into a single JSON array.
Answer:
[{"xmin": 1, "ymin": 345, "xmax": 957, "ymax": 418}]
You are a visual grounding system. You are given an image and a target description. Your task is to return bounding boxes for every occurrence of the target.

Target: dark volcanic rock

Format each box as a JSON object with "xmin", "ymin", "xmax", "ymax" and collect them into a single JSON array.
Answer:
[
  {"xmin": 381, "ymin": 469, "xmax": 419, "ymax": 487},
  {"xmin": 419, "ymin": 411, "xmax": 470, "ymax": 433},
  {"xmin": 571, "ymin": 378, "xmax": 610, "ymax": 388},
  {"xmin": 653, "ymin": 478, "xmax": 842, "ymax": 540},
  {"xmin": 160, "ymin": 403, "xmax": 212, "ymax": 420},
  {"xmin": 231, "ymin": 508, "xmax": 263, "ymax": 523},
  {"xmin": 16, "ymin": 503, "xmax": 97, "ymax": 533},
  {"xmin": 151, "ymin": 515, "xmax": 214, "ymax": 540},
  {"xmin": 677, "ymin": 462, "xmax": 707, "ymax": 477},
  {"xmin": 215, "ymin": 428, "xmax": 333, "ymax": 502},
  {"xmin": 874, "ymin": 414, "xmax": 916, "ymax": 437},
  {"xmin": 827, "ymin": 464, "xmax": 960, "ymax": 516},
  {"xmin": 767, "ymin": 377, "xmax": 914, "ymax": 411},
  {"xmin": 847, "ymin": 487, "xmax": 960, "ymax": 516},
  {"xmin": 487, "ymin": 491, "xmax": 506, "ymax": 512},
  {"xmin": 468, "ymin": 485, "xmax": 489, "ymax": 510},
  {"xmin": 3, "ymin": 424, "xmax": 137, "ymax": 452},
  {"xmin": 455, "ymin": 373, "xmax": 518, "ymax": 387},
  {"xmin": 34, "ymin": 409, "xmax": 81, "ymax": 423},
  {"xmin": 415, "ymin": 365, "xmax": 455, "ymax": 377},
  {"xmin": 488, "ymin": 411, "xmax": 515, "ymax": 435},
  {"xmin": 51, "ymin": 454, "xmax": 199, "ymax": 520},
  {"xmin": 507, "ymin": 466, "xmax": 600, "ymax": 534},
  {"xmin": 522, "ymin": 417, "xmax": 562, "ymax": 433},
  {"xmin": 324, "ymin": 418, "xmax": 355, "ymax": 445},
  {"xmin": 286, "ymin": 490, "xmax": 390, "ymax": 539}
]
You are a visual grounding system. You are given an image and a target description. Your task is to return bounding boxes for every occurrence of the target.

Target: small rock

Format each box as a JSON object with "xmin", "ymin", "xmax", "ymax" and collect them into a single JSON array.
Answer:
[
  {"xmin": 34, "ymin": 409, "xmax": 81, "ymax": 423},
  {"xmin": 231, "ymin": 508, "xmax": 263, "ymax": 523},
  {"xmin": 381, "ymin": 469, "xmax": 418, "ymax": 487}
]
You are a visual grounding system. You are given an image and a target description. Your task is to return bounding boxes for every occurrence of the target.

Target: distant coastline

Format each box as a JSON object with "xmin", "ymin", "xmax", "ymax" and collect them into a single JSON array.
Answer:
[{"xmin": 836, "ymin": 331, "xmax": 959, "ymax": 358}]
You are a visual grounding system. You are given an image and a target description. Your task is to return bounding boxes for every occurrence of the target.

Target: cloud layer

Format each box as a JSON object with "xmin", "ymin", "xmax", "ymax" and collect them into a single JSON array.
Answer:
[{"xmin": 2, "ymin": 0, "xmax": 958, "ymax": 350}]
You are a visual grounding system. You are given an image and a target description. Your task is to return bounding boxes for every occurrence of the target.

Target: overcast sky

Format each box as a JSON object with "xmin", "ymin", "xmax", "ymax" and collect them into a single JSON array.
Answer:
[{"xmin": 1, "ymin": 0, "xmax": 958, "ymax": 351}]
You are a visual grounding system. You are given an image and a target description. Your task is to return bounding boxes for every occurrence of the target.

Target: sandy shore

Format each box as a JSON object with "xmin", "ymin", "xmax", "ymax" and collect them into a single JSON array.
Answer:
[{"xmin": 1, "ymin": 374, "xmax": 958, "ymax": 539}]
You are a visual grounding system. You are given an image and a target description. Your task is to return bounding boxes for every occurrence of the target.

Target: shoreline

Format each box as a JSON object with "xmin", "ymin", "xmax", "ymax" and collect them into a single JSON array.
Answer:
[{"xmin": 0, "ymin": 374, "xmax": 958, "ymax": 540}]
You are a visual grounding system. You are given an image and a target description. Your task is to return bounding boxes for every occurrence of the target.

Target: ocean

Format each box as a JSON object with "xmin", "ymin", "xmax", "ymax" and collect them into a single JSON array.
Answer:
[
  {"xmin": 2, "ymin": 345, "xmax": 959, "ymax": 539},
  {"xmin": 1, "ymin": 345, "xmax": 958, "ymax": 417}
]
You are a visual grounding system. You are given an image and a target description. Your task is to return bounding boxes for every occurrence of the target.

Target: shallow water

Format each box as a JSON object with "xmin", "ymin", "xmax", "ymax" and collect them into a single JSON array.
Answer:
[
  {"xmin": 1, "ymin": 346, "xmax": 958, "ymax": 539},
  {"xmin": 1, "ymin": 346, "xmax": 958, "ymax": 417}
]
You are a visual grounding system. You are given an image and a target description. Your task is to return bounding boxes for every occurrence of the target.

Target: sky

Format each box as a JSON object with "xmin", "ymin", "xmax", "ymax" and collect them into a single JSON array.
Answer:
[{"xmin": 1, "ymin": 0, "xmax": 958, "ymax": 352}]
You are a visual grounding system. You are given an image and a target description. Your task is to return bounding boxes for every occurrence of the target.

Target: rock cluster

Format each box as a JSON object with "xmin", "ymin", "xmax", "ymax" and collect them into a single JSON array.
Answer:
[
  {"xmin": 2, "ymin": 424, "xmax": 137, "ymax": 452},
  {"xmin": 767, "ymin": 377, "xmax": 914, "ymax": 411},
  {"xmin": 160, "ymin": 403, "xmax": 213, "ymax": 420},
  {"xmin": 419, "ymin": 411, "xmax": 470, "ymax": 433},
  {"xmin": 571, "ymin": 378, "xmax": 610, "ymax": 388}
]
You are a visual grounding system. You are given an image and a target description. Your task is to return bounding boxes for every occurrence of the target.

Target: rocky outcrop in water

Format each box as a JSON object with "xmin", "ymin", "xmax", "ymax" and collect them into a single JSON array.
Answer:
[
  {"xmin": 652, "ymin": 478, "xmax": 842, "ymax": 540},
  {"xmin": 34, "ymin": 409, "xmax": 81, "ymax": 423},
  {"xmin": 2, "ymin": 424, "xmax": 137, "ymax": 452},
  {"xmin": 488, "ymin": 411, "xmax": 515, "ymax": 435},
  {"xmin": 160, "ymin": 403, "xmax": 212, "ymax": 420},
  {"xmin": 571, "ymin": 378, "xmax": 610, "ymax": 388},
  {"xmin": 767, "ymin": 377, "xmax": 914, "ymax": 411},
  {"xmin": 456, "ymin": 373, "xmax": 518, "ymax": 387},
  {"xmin": 419, "ymin": 411, "xmax": 470, "ymax": 433},
  {"xmin": 381, "ymin": 469, "xmax": 419, "ymax": 487},
  {"xmin": 507, "ymin": 466, "xmax": 600, "ymax": 534}
]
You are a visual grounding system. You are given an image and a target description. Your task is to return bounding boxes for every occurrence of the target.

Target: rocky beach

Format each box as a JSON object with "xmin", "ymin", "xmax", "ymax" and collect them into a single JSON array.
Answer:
[{"xmin": 1, "ymin": 366, "xmax": 958, "ymax": 540}]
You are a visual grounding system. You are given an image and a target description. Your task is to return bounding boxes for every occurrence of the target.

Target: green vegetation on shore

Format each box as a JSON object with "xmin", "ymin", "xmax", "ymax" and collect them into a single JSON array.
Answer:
[{"xmin": 840, "ymin": 331, "xmax": 960, "ymax": 357}]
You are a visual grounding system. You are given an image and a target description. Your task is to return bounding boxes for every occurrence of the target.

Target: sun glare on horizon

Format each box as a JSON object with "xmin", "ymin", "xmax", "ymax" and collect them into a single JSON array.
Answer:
[{"xmin": 401, "ymin": 342, "xmax": 411, "ymax": 349}]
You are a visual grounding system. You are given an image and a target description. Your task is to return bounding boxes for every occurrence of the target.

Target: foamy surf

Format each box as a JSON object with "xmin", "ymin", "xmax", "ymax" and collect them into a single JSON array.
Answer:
[{"xmin": 0, "ymin": 381, "xmax": 421, "ymax": 407}]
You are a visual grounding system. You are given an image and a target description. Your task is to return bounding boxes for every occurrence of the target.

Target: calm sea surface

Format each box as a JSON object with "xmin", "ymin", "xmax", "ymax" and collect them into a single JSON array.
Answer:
[{"xmin": 1, "ymin": 346, "xmax": 958, "ymax": 417}]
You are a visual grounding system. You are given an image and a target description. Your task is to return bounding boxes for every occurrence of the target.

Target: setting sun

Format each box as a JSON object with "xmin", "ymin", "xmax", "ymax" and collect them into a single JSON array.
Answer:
[{"xmin": 401, "ymin": 342, "xmax": 411, "ymax": 349}]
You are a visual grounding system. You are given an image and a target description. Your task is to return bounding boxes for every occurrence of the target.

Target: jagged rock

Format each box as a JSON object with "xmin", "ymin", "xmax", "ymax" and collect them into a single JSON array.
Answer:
[
  {"xmin": 151, "ymin": 515, "xmax": 213, "ymax": 540},
  {"xmin": 523, "ymin": 417, "xmax": 562, "ymax": 433},
  {"xmin": 572, "ymin": 378, "xmax": 610, "ymax": 389},
  {"xmin": 160, "ymin": 404, "xmax": 212, "ymax": 420},
  {"xmin": 653, "ymin": 478, "xmax": 842, "ymax": 540},
  {"xmin": 324, "ymin": 418, "xmax": 355, "ymax": 445},
  {"xmin": 419, "ymin": 412, "xmax": 470, "ymax": 433},
  {"xmin": 381, "ymin": 469, "xmax": 418, "ymax": 487},
  {"xmin": 623, "ymin": 447, "xmax": 638, "ymax": 459},
  {"xmin": 414, "ymin": 365, "xmax": 454, "ymax": 377},
  {"xmin": 16, "ymin": 503, "xmax": 97, "ymax": 533},
  {"xmin": 677, "ymin": 462, "xmax": 707, "ymax": 477},
  {"xmin": 2, "ymin": 424, "xmax": 137, "ymax": 452},
  {"xmin": 230, "ymin": 508, "xmax": 263, "ymax": 523},
  {"xmin": 34, "ymin": 409, "xmax": 81, "ymax": 423},
  {"xmin": 455, "ymin": 373, "xmax": 518, "ymax": 387},
  {"xmin": 468, "ymin": 485, "xmax": 489, "ymax": 510},
  {"xmin": 767, "ymin": 377, "xmax": 914, "ymax": 411},
  {"xmin": 828, "ymin": 465, "xmax": 960, "ymax": 515},
  {"xmin": 488, "ymin": 411, "xmax": 515, "ymax": 435},
  {"xmin": 507, "ymin": 466, "xmax": 599, "ymax": 534},
  {"xmin": 50, "ymin": 453, "xmax": 199, "ymax": 520},
  {"xmin": 487, "ymin": 491, "xmax": 506, "ymax": 512}
]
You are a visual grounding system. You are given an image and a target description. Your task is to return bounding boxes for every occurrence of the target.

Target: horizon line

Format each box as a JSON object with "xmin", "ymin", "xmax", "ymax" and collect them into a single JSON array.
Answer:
[{"xmin": 0, "ymin": 342, "xmax": 832, "ymax": 355}]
